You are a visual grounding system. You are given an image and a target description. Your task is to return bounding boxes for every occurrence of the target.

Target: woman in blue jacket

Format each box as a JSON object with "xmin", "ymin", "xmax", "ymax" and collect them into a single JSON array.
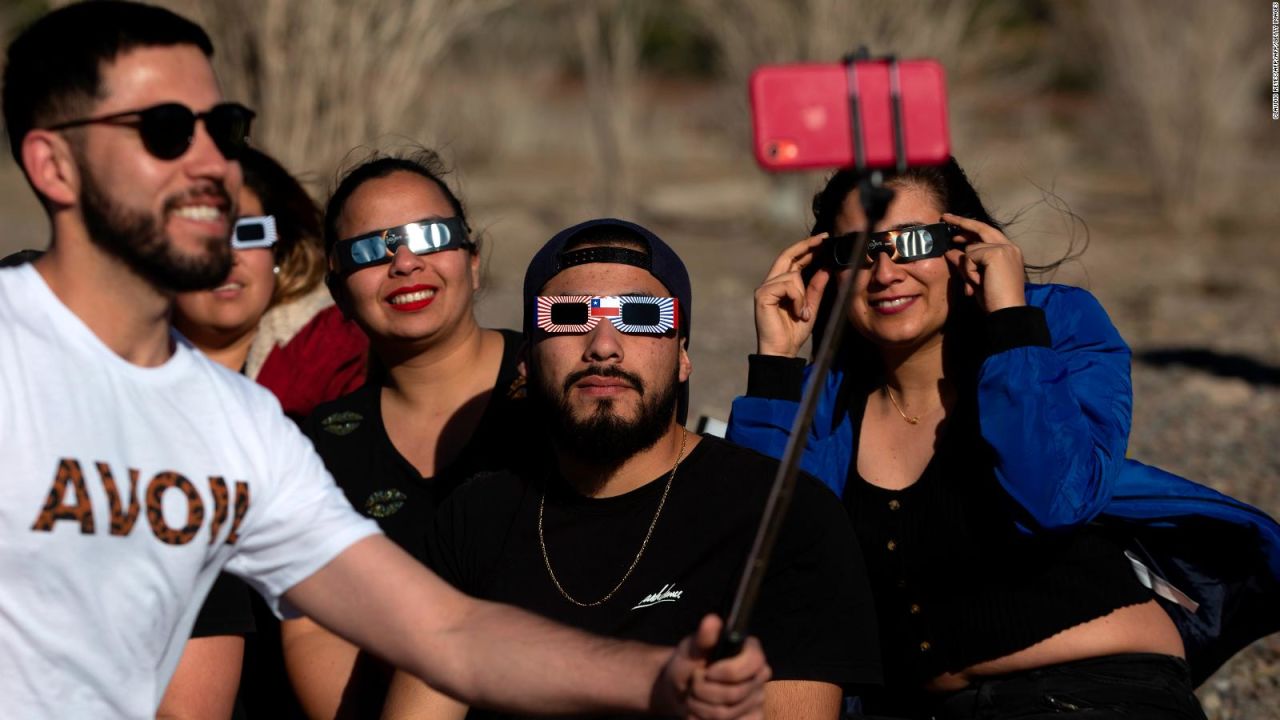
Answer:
[{"xmin": 727, "ymin": 158, "xmax": 1209, "ymax": 718}]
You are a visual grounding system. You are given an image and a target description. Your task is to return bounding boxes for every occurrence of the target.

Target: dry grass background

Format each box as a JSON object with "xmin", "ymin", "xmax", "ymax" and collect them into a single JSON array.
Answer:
[{"xmin": 2, "ymin": 0, "xmax": 1278, "ymax": 716}]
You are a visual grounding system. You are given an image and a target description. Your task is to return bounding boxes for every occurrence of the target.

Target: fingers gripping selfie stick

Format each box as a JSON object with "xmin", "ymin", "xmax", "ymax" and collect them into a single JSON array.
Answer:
[{"xmin": 713, "ymin": 50, "xmax": 906, "ymax": 660}]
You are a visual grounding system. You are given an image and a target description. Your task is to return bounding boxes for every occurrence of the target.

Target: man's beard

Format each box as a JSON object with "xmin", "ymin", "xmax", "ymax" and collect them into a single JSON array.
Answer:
[
  {"xmin": 79, "ymin": 169, "xmax": 232, "ymax": 293},
  {"xmin": 530, "ymin": 361, "xmax": 680, "ymax": 470}
]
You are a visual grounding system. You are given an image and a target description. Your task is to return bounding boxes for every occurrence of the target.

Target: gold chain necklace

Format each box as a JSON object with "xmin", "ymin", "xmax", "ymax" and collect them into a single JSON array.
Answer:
[
  {"xmin": 538, "ymin": 428, "xmax": 688, "ymax": 607},
  {"xmin": 885, "ymin": 385, "xmax": 920, "ymax": 425}
]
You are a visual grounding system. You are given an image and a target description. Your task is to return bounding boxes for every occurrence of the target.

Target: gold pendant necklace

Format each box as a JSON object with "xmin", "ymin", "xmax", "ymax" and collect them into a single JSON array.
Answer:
[
  {"xmin": 885, "ymin": 385, "xmax": 920, "ymax": 425},
  {"xmin": 538, "ymin": 428, "xmax": 688, "ymax": 607}
]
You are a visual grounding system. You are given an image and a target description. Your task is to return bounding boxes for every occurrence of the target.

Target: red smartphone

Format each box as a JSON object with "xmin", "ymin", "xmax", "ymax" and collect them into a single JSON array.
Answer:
[{"xmin": 749, "ymin": 58, "xmax": 950, "ymax": 171}]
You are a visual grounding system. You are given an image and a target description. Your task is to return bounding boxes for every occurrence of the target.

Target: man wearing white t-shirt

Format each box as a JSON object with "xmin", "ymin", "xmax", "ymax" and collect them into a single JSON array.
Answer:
[{"xmin": 0, "ymin": 3, "xmax": 768, "ymax": 718}]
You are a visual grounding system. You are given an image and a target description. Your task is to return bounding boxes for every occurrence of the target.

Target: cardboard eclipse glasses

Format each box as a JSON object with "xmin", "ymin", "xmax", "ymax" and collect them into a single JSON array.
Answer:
[
  {"xmin": 232, "ymin": 215, "xmax": 277, "ymax": 250},
  {"xmin": 331, "ymin": 216, "xmax": 472, "ymax": 276},
  {"xmin": 536, "ymin": 296, "xmax": 679, "ymax": 335},
  {"xmin": 832, "ymin": 222, "xmax": 958, "ymax": 266}
]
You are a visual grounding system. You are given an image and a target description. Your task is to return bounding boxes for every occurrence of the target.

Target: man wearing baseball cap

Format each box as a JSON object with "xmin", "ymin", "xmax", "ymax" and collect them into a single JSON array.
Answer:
[{"xmin": 381, "ymin": 219, "xmax": 882, "ymax": 718}]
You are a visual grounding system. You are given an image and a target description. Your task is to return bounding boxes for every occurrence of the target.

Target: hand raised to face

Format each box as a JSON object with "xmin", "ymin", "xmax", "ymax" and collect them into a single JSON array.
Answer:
[
  {"xmin": 753, "ymin": 234, "xmax": 831, "ymax": 358},
  {"xmin": 941, "ymin": 213, "xmax": 1026, "ymax": 314}
]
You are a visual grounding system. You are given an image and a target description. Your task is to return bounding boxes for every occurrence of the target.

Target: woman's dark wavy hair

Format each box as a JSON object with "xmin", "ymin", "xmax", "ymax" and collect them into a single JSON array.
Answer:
[
  {"xmin": 805, "ymin": 156, "xmax": 1002, "ymax": 384},
  {"xmin": 322, "ymin": 148, "xmax": 474, "ymax": 260},
  {"xmin": 238, "ymin": 147, "xmax": 326, "ymax": 306}
]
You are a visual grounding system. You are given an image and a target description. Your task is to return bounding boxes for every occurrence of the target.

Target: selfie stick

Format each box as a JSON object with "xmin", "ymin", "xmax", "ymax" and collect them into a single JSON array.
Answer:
[{"xmin": 713, "ymin": 51, "xmax": 903, "ymax": 660}]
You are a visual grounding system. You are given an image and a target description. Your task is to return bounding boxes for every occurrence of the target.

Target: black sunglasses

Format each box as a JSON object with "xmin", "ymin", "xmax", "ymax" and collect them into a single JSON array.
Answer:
[
  {"xmin": 831, "ymin": 222, "xmax": 958, "ymax": 266},
  {"xmin": 47, "ymin": 102, "xmax": 256, "ymax": 161}
]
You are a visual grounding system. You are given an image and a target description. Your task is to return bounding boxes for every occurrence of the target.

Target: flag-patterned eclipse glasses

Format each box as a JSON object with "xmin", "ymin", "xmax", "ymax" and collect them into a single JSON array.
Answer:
[{"xmin": 535, "ymin": 296, "xmax": 679, "ymax": 335}]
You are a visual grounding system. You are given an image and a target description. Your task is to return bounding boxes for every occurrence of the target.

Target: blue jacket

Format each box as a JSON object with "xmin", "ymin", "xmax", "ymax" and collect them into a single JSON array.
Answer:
[{"xmin": 727, "ymin": 283, "xmax": 1280, "ymax": 685}]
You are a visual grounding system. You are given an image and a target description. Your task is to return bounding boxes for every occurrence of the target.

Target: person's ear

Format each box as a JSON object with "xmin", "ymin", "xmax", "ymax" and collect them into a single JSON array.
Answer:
[
  {"xmin": 22, "ymin": 130, "xmax": 80, "ymax": 208},
  {"xmin": 469, "ymin": 250, "xmax": 481, "ymax": 292},
  {"xmin": 677, "ymin": 336, "xmax": 692, "ymax": 384}
]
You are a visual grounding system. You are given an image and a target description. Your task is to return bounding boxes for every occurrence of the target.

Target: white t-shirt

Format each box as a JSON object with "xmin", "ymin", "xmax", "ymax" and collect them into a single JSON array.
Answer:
[{"xmin": 0, "ymin": 265, "xmax": 381, "ymax": 718}]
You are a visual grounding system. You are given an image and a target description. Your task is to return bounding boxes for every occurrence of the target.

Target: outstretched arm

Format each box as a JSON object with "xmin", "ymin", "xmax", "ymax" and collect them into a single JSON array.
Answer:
[{"xmin": 284, "ymin": 534, "xmax": 769, "ymax": 718}]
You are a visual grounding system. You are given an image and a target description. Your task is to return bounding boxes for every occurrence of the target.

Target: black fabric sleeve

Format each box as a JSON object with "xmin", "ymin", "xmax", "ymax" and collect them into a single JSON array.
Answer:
[
  {"xmin": 191, "ymin": 572, "xmax": 256, "ymax": 638},
  {"xmin": 984, "ymin": 305, "xmax": 1052, "ymax": 356},
  {"xmin": 751, "ymin": 475, "xmax": 883, "ymax": 689},
  {"xmin": 745, "ymin": 354, "xmax": 808, "ymax": 401}
]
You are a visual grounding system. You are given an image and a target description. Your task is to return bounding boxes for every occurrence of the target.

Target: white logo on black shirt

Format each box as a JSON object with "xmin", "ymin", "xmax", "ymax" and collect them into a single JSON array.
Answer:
[{"xmin": 632, "ymin": 583, "xmax": 683, "ymax": 610}]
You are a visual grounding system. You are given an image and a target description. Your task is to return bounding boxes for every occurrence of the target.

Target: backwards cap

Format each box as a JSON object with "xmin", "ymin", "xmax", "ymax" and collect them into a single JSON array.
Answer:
[{"xmin": 522, "ymin": 218, "xmax": 693, "ymax": 422}]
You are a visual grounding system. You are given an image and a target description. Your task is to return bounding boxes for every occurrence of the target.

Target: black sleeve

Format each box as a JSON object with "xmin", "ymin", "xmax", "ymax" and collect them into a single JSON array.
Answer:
[
  {"xmin": 745, "ymin": 354, "xmax": 807, "ymax": 401},
  {"xmin": 191, "ymin": 572, "xmax": 256, "ymax": 638},
  {"xmin": 984, "ymin": 305, "xmax": 1052, "ymax": 356},
  {"xmin": 750, "ymin": 475, "xmax": 882, "ymax": 690}
]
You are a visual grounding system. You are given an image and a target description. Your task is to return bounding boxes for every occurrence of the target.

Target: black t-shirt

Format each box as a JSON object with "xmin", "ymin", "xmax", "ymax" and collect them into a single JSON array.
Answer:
[
  {"xmin": 430, "ymin": 435, "xmax": 881, "ymax": 718},
  {"xmin": 303, "ymin": 329, "xmax": 527, "ymax": 559}
]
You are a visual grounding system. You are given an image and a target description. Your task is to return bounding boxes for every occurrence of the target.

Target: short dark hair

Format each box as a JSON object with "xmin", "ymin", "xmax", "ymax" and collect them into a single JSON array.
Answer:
[
  {"xmin": 323, "ymin": 148, "xmax": 473, "ymax": 257},
  {"xmin": 2, "ymin": 0, "xmax": 214, "ymax": 163}
]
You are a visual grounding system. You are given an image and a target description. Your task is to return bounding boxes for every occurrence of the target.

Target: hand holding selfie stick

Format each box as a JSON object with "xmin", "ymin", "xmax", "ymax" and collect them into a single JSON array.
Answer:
[{"xmin": 712, "ymin": 50, "xmax": 905, "ymax": 661}]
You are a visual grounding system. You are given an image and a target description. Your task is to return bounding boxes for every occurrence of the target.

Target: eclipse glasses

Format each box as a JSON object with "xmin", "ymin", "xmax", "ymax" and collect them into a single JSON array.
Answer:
[
  {"xmin": 536, "ymin": 295, "xmax": 679, "ymax": 335},
  {"xmin": 232, "ymin": 215, "xmax": 277, "ymax": 250},
  {"xmin": 832, "ymin": 222, "xmax": 958, "ymax": 266},
  {"xmin": 330, "ymin": 216, "xmax": 472, "ymax": 276}
]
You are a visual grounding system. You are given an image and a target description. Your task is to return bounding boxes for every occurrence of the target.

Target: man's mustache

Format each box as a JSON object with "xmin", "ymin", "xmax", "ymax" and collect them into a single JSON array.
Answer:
[
  {"xmin": 563, "ymin": 365, "xmax": 644, "ymax": 395},
  {"xmin": 162, "ymin": 182, "xmax": 234, "ymax": 216}
]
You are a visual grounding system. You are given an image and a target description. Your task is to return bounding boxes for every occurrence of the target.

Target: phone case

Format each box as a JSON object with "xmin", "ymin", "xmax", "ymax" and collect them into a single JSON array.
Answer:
[{"xmin": 749, "ymin": 59, "xmax": 950, "ymax": 171}]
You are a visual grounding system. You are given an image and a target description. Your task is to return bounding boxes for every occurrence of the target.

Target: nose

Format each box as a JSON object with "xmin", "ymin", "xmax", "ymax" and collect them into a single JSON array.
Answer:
[
  {"xmin": 869, "ymin": 251, "xmax": 903, "ymax": 286},
  {"xmin": 583, "ymin": 319, "xmax": 624, "ymax": 363},
  {"xmin": 388, "ymin": 245, "xmax": 424, "ymax": 275}
]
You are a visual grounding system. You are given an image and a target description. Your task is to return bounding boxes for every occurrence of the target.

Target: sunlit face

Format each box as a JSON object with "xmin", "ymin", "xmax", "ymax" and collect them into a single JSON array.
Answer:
[
  {"xmin": 71, "ymin": 45, "xmax": 241, "ymax": 292},
  {"xmin": 333, "ymin": 171, "xmax": 479, "ymax": 348},
  {"xmin": 835, "ymin": 183, "xmax": 958, "ymax": 351},
  {"xmin": 173, "ymin": 187, "xmax": 275, "ymax": 343},
  {"xmin": 525, "ymin": 260, "xmax": 691, "ymax": 465}
]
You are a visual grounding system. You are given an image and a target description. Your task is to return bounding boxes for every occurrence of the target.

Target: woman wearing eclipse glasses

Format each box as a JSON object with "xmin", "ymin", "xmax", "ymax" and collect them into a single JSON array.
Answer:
[
  {"xmin": 724, "ymin": 157, "xmax": 1254, "ymax": 718},
  {"xmin": 282, "ymin": 150, "xmax": 530, "ymax": 719},
  {"xmin": 173, "ymin": 146, "xmax": 369, "ymax": 421}
]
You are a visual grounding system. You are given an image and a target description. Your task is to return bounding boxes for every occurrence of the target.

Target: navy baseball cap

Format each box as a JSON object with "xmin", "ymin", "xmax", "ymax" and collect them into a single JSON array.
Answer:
[{"xmin": 523, "ymin": 218, "xmax": 692, "ymax": 423}]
